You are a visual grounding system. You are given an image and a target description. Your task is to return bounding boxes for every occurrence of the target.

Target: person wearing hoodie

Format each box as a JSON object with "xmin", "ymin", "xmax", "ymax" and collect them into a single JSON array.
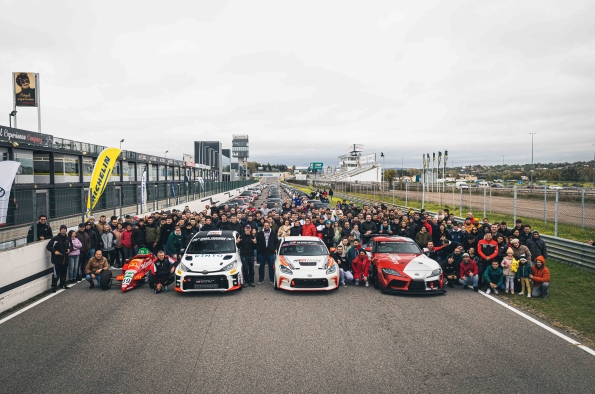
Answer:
[
  {"xmin": 99, "ymin": 224, "xmax": 117, "ymax": 269},
  {"xmin": 85, "ymin": 222, "xmax": 99, "ymax": 261},
  {"xmin": 484, "ymin": 260, "xmax": 504, "ymax": 294},
  {"xmin": 166, "ymin": 226, "xmax": 185, "ymax": 261},
  {"xmin": 351, "ymin": 249, "xmax": 370, "ymax": 286},
  {"xmin": 530, "ymin": 255, "xmax": 550, "ymax": 298},
  {"xmin": 458, "ymin": 253, "xmax": 479, "ymax": 291},
  {"xmin": 525, "ymin": 230, "xmax": 548, "ymax": 263},
  {"xmin": 67, "ymin": 230, "xmax": 82, "ymax": 283},
  {"xmin": 46, "ymin": 225, "xmax": 71, "ymax": 292},
  {"xmin": 321, "ymin": 220, "xmax": 334, "ymax": 249},
  {"xmin": 515, "ymin": 254, "xmax": 532, "ymax": 297},
  {"xmin": 182, "ymin": 222, "xmax": 198, "ymax": 247},
  {"xmin": 501, "ymin": 248, "xmax": 516, "ymax": 294}
]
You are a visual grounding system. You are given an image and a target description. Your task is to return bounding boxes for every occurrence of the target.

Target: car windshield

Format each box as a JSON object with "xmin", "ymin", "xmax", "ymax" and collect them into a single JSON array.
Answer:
[
  {"xmin": 186, "ymin": 237, "xmax": 236, "ymax": 254},
  {"xmin": 280, "ymin": 241, "xmax": 328, "ymax": 256},
  {"xmin": 376, "ymin": 242, "xmax": 421, "ymax": 254}
]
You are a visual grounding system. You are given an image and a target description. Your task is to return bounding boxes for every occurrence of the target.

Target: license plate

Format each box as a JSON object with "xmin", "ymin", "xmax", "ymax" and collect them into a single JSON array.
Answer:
[
  {"xmin": 193, "ymin": 283, "xmax": 219, "ymax": 289},
  {"xmin": 195, "ymin": 278, "xmax": 216, "ymax": 284}
]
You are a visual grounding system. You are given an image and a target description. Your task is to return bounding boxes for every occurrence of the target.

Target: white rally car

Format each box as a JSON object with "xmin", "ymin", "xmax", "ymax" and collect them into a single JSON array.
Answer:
[
  {"xmin": 174, "ymin": 230, "xmax": 243, "ymax": 292},
  {"xmin": 274, "ymin": 236, "xmax": 339, "ymax": 291}
]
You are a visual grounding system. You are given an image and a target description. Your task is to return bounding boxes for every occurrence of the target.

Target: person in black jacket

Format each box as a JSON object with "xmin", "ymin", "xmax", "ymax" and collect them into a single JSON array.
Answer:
[
  {"xmin": 443, "ymin": 254, "xmax": 459, "ymax": 288},
  {"xmin": 159, "ymin": 217, "xmax": 174, "ymax": 251},
  {"xmin": 360, "ymin": 215, "xmax": 378, "ymax": 246},
  {"xmin": 237, "ymin": 225, "xmax": 257, "ymax": 287},
  {"xmin": 27, "ymin": 215, "xmax": 53, "ymax": 243},
  {"xmin": 133, "ymin": 219, "xmax": 147, "ymax": 251},
  {"xmin": 228, "ymin": 216, "xmax": 243, "ymax": 234},
  {"xmin": 85, "ymin": 222, "xmax": 99, "ymax": 261},
  {"xmin": 46, "ymin": 225, "xmax": 71, "ymax": 292},
  {"xmin": 217, "ymin": 215, "xmax": 233, "ymax": 231},
  {"xmin": 321, "ymin": 220, "xmax": 334, "ymax": 249},
  {"xmin": 151, "ymin": 251, "xmax": 177, "ymax": 293},
  {"xmin": 182, "ymin": 223, "xmax": 197, "ymax": 247},
  {"xmin": 289, "ymin": 220, "xmax": 302, "ymax": 236},
  {"xmin": 200, "ymin": 217, "xmax": 217, "ymax": 232},
  {"xmin": 330, "ymin": 244, "xmax": 348, "ymax": 287},
  {"xmin": 256, "ymin": 222, "xmax": 279, "ymax": 285}
]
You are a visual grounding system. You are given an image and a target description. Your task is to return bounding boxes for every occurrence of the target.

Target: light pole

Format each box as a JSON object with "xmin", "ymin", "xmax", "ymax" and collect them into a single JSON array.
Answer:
[
  {"xmin": 120, "ymin": 139, "xmax": 124, "ymax": 150},
  {"xmin": 529, "ymin": 133, "xmax": 536, "ymax": 191},
  {"xmin": 380, "ymin": 152, "xmax": 385, "ymax": 191},
  {"xmin": 165, "ymin": 150, "xmax": 169, "ymax": 158},
  {"xmin": 9, "ymin": 110, "xmax": 17, "ymax": 127}
]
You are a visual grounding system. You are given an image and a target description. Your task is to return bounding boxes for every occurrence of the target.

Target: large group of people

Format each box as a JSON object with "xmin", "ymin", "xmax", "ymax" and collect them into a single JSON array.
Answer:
[{"xmin": 34, "ymin": 182, "xmax": 568, "ymax": 298}]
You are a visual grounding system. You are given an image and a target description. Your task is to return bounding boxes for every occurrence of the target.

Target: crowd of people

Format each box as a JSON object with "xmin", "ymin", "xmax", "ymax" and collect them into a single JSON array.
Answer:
[{"xmin": 30, "ymin": 182, "xmax": 580, "ymax": 298}]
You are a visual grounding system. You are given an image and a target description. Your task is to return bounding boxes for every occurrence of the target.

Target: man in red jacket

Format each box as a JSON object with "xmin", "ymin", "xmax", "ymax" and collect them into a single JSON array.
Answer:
[
  {"xmin": 301, "ymin": 218, "xmax": 317, "ymax": 237},
  {"xmin": 477, "ymin": 233, "xmax": 498, "ymax": 288},
  {"xmin": 351, "ymin": 249, "xmax": 370, "ymax": 286},
  {"xmin": 458, "ymin": 253, "xmax": 479, "ymax": 291},
  {"xmin": 530, "ymin": 255, "xmax": 550, "ymax": 298}
]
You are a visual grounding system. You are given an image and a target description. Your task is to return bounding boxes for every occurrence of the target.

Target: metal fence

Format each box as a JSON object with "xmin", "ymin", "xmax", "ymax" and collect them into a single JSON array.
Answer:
[
  {"xmin": 290, "ymin": 179, "xmax": 595, "ymax": 242},
  {"xmin": 0, "ymin": 180, "xmax": 256, "ymax": 251}
]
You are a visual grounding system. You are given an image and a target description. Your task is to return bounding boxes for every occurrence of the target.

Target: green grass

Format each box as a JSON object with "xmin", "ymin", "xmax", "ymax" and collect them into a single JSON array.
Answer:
[{"xmin": 286, "ymin": 182, "xmax": 595, "ymax": 344}]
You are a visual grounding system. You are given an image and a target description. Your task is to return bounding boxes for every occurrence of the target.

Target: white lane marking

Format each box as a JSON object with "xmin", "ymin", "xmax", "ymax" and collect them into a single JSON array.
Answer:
[
  {"xmin": 480, "ymin": 292, "xmax": 595, "ymax": 356},
  {"xmin": 0, "ymin": 281, "xmax": 79, "ymax": 325}
]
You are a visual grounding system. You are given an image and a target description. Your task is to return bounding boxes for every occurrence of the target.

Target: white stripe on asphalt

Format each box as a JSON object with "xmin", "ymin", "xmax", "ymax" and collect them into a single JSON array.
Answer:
[
  {"xmin": 0, "ymin": 281, "xmax": 79, "ymax": 326},
  {"xmin": 480, "ymin": 292, "xmax": 595, "ymax": 357}
]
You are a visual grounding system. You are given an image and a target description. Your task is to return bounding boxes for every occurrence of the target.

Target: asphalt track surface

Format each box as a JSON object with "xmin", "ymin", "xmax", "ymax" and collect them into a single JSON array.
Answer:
[{"xmin": 1, "ymin": 181, "xmax": 595, "ymax": 393}]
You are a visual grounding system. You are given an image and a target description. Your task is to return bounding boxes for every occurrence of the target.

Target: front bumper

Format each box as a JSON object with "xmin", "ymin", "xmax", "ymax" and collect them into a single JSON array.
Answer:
[
  {"xmin": 381, "ymin": 275, "xmax": 445, "ymax": 294},
  {"xmin": 175, "ymin": 271, "xmax": 241, "ymax": 292},
  {"xmin": 277, "ymin": 271, "xmax": 339, "ymax": 291}
]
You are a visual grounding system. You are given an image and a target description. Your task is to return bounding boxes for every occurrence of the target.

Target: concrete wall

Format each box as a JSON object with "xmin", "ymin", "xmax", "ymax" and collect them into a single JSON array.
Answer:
[{"xmin": 0, "ymin": 184, "xmax": 256, "ymax": 314}]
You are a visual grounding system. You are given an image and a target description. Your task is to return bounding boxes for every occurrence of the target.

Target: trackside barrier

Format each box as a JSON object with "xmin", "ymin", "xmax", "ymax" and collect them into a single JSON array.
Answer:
[
  {"xmin": 286, "ymin": 184, "xmax": 595, "ymax": 273},
  {"xmin": 0, "ymin": 185, "xmax": 257, "ymax": 314}
]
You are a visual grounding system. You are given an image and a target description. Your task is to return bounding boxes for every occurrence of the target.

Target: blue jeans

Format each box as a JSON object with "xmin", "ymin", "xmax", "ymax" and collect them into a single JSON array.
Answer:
[
  {"xmin": 257, "ymin": 253, "xmax": 275, "ymax": 283},
  {"xmin": 459, "ymin": 275, "xmax": 478, "ymax": 287},
  {"xmin": 339, "ymin": 268, "xmax": 345, "ymax": 284},
  {"xmin": 86, "ymin": 274, "xmax": 101, "ymax": 287},
  {"xmin": 68, "ymin": 255, "xmax": 79, "ymax": 280},
  {"xmin": 87, "ymin": 248, "xmax": 95, "ymax": 260}
]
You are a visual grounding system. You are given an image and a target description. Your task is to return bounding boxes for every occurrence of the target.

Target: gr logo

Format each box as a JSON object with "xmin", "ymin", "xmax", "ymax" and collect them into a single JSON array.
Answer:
[{"xmin": 0, "ymin": 187, "xmax": 5, "ymax": 198}]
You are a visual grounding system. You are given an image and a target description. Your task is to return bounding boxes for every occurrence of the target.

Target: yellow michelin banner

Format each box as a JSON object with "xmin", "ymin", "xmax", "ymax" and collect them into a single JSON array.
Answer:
[{"xmin": 86, "ymin": 147, "xmax": 121, "ymax": 217}]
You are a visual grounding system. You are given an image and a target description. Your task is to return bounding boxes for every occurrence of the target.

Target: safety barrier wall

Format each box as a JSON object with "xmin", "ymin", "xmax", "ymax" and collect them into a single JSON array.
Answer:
[{"xmin": 0, "ymin": 184, "xmax": 257, "ymax": 314}]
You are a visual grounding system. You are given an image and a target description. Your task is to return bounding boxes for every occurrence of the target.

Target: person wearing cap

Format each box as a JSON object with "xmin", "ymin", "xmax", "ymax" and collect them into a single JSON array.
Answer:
[
  {"xmin": 530, "ymin": 256, "xmax": 550, "ymax": 298},
  {"xmin": 237, "ymin": 225, "xmax": 257, "ymax": 287},
  {"xmin": 443, "ymin": 254, "xmax": 459, "ymax": 288},
  {"xmin": 46, "ymin": 225, "xmax": 71, "ymax": 292},
  {"xmin": 516, "ymin": 254, "xmax": 532, "ymax": 297},
  {"xmin": 458, "ymin": 253, "xmax": 479, "ymax": 291},
  {"xmin": 351, "ymin": 249, "xmax": 370, "ymax": 286},
  {"xmin": 182, "ymin": 222, "xmax": 197, "ymax": 247},
  {"xmin": 525, "ymin": 230, "xmax": 547, "ymax": 264},
  {"xmin": 75, "ymin": 223, "xmax": 90, "ymax": 280},
  {"xmin": 321, "ymin": 220, "xmax": 334, "ymax": 249}
]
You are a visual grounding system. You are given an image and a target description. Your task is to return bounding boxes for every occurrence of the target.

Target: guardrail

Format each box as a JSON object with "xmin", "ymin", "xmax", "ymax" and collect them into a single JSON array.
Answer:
[{"xmin": 286, "ymin": 184, "xmax": 595, "ymax": 272}]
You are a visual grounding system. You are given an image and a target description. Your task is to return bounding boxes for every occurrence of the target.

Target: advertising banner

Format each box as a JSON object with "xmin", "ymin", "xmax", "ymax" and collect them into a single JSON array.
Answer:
[
  {"xmin": 0, "ymin": 161, "xmax": 21, "ymax": 226},
  {"xmin": 86, "ymin": 148, "xmax": 121, "ymax": 217},
  {"xmin": 141, "ymin": 170, "xmax": 147, "ymax": 213},
  {"xmin": 14, "ymin": 72, "xmax": 38, "ymax": 107},
  {"xmin": 0, "ymin": 125, "xmax": 53, "ymax": 147}
]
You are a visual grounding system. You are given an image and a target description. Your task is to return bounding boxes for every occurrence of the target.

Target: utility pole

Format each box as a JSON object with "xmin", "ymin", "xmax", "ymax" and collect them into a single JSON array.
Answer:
[{"xmin": 529, "ymin": 133, "xmax": 536, "ymax": 191}]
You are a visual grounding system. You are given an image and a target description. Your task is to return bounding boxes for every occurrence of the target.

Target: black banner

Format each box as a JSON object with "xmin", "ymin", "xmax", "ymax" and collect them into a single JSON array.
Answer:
[{"xmin": 0, "ymin": 125, "xmax": 53, "ymax": 147}]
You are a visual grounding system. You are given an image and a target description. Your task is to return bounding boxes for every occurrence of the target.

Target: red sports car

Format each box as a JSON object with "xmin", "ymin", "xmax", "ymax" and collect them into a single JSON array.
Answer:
[{"xmin": 366, "ymin": 236, "xmax": 445, "ymax": 294}]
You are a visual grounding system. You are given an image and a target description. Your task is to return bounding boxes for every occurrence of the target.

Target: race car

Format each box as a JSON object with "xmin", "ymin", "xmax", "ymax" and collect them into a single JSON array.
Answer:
[
  {"xmin": 97, "ymin": 248, "xmax": 158, "ymax": 292},
  {"xmin": 174, "ymin": 230, "xmax": 243, "ymax": 292},
  {"xmin": 366, "ymin": 236, "xmax": 445, "ymax": 294},
  {"xmin": 274, "ymin": 236, "xmax": 339, "ymax": 291}
]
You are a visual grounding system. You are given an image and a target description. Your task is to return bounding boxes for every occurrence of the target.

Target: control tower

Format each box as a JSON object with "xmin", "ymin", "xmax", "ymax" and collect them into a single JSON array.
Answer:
[{"xmin": 232, "ymin": 134, "xmax": 249, "ymax": 179}]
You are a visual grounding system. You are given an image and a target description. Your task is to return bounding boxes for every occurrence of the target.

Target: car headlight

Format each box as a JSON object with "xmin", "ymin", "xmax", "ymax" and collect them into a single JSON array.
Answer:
[
  {"xmin": 279, "ymin": 265, "xmax": 293, "ymax": 275},
  {"xmin": 326, "ymin": 264, "xmax": 336, "ymax": 275},
  {"xmin": 222, "ymin": 261, "xmax": 237, "ymax": 271},
  {"xmin": 429, "ymin": 268, "xmax": 442, "ymax": 277},
  {"xmin": 178, "ymin": 262, "xmax": 189, "ymax": 272},
  {"xmin": 382, "ymin": 268, "xmax": 402, "ymax": 277}
]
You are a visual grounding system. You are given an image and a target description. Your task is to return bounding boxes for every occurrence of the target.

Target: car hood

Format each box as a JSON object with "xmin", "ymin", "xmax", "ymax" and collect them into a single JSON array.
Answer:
[
  {"xmin": 402, "ymin": 255, "xmax": 441, "ymax": 279},
  {"xmin": 373, "ymin": 252, "xmax": 420, "ymax": 265},
  {"xmin": 182, "ymin": 254, "xmax": 236, "ymax": 272},
  {"xmin": 283, "ymin": 255, "xmax": 328, "ymax": 270}
]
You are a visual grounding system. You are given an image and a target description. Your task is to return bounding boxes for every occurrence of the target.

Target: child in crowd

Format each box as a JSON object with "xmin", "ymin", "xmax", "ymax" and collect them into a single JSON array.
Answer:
[
  {"xmin": 501, "ymin": 248, "xmax": 516, "ymax": 294},
  {"xmin": 516, "ymin": 254, "xmax": 532, "ymax": 297}
]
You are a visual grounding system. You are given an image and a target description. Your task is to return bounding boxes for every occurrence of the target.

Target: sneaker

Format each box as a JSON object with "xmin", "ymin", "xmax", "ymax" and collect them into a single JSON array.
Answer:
[
  {"xmin": 527, "ymin": 294, "xmax": 531, "ymax": 298},
  {"xmin": 271, "ymin": 282, "xmax": 274, "ymax": 286},
  {"xmin": 519, "ymin": 292, "xmax": 524, "ymax": 295},
  {"xmin": 61, "ymin": 285, "xmax": 70, "ymax": 290},
  {"xmin": 505, "ymin": 289, "xmax": 509, "ymax": 293},
  {"xmin": 109, "ymin": 266, "xmax": 116, "ymax": 270},
  {"xmin": 341, "ymin": 282, "xmax": 346, "ymax": 287},
  {"xmin": 355, "ymin": 281, "xmax": 359, "ymax": 286},
  {"xmin": 473, "ymin": 286, "xmax": 478, "ymax": 292},
  {"xmin": 89, "ymin": 281, "xmax": 94, "ymax": 289},
  {"xmin": 51, "ymin": 286, "xmax": 57, "ymax": 293},
  {"xmin": 258, "ymin": 281, "xmax": 263, "ymax": 285},
  {"xmin": 154, "ymin": 288, "xmax": 161, "ymax": 294},
  {"xmin": 248, "ymin": 283, "xmax": 255, "ymax": 287},
  {"xmin": 463, "ymin": 285, "xmax": 469, "ymax": 290},
  {"xmin": 494, "ymin": 289, "xmax": 499, "ymax": 294},
  {"xmin": 448, "ymin": 282, "xmax": 454, "ymax": 288},
  {"xmin": 164, "ymin": 285, "xmax": 169, "ymax": 293},
  {"xmin": 365, "ymin": 282, "xmax": 369, "ymax": 287},
  {"xmin": 511, "ymin": 290, "xmax": 514, "ymax": 294},
  {"xmin": 486, "ymin": 288, "xmax": 491, "ymax": 294}
]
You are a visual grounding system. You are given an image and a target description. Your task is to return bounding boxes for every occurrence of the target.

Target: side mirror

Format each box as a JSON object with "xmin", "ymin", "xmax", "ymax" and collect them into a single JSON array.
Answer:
[
  {"xmin": 329, "ymin": 247, "xmax": 336, "ymax": 253},
  {"xmin": 365, "ymin": 246, "xmax": 372, "ymax": 252}
]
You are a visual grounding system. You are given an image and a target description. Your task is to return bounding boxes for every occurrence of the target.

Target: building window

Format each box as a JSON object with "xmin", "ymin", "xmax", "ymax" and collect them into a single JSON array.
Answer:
[
  {"xmin": 15, "ymin": 150, "xmax": 34, "ymax": 175},
  {"xmin": 64, "ymin": 158, "xmax": 79, "ymax": 176},
  {"xmin": 33, "ymin": 154, "xmax": 51, "ymax": 175},
  {"xmin": 83, "ymin": 158, "xmax": 94, "ymax": 176}
]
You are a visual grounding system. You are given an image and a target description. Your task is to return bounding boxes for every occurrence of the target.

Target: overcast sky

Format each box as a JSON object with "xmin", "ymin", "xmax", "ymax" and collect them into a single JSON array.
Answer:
[{"xmin": 2, "ymin": 0, "xmax": 594, "ymax": 169}]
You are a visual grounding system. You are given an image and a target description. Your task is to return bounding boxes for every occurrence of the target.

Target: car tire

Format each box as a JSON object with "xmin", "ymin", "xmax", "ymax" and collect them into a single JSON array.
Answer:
[
  {"xmin": 373, "ymin": 269, "xmax": 380, "ymax": 290},
  {"xmin": 273, "ymin": 275, "xmax": 279, "ymax": 291},
  {"xmin": 99, "ymin": 271, "xmax": 112, "ymax": 290}
]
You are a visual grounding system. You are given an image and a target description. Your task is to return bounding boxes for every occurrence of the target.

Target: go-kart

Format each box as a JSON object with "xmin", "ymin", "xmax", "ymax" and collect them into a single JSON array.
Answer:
[{"xmin": 98, "ymin": 248, "xmax": 156, "ymax": 292}]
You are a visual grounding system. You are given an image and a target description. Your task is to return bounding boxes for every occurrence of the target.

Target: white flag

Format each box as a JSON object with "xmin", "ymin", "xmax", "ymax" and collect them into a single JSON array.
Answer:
[
  {"xmin": 141, "ymin": 170, "xmax": 147, "ymax": 213},
  {"xmin": 0, "ymin": 161, "xmax": 21, "ymax": 226}
]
